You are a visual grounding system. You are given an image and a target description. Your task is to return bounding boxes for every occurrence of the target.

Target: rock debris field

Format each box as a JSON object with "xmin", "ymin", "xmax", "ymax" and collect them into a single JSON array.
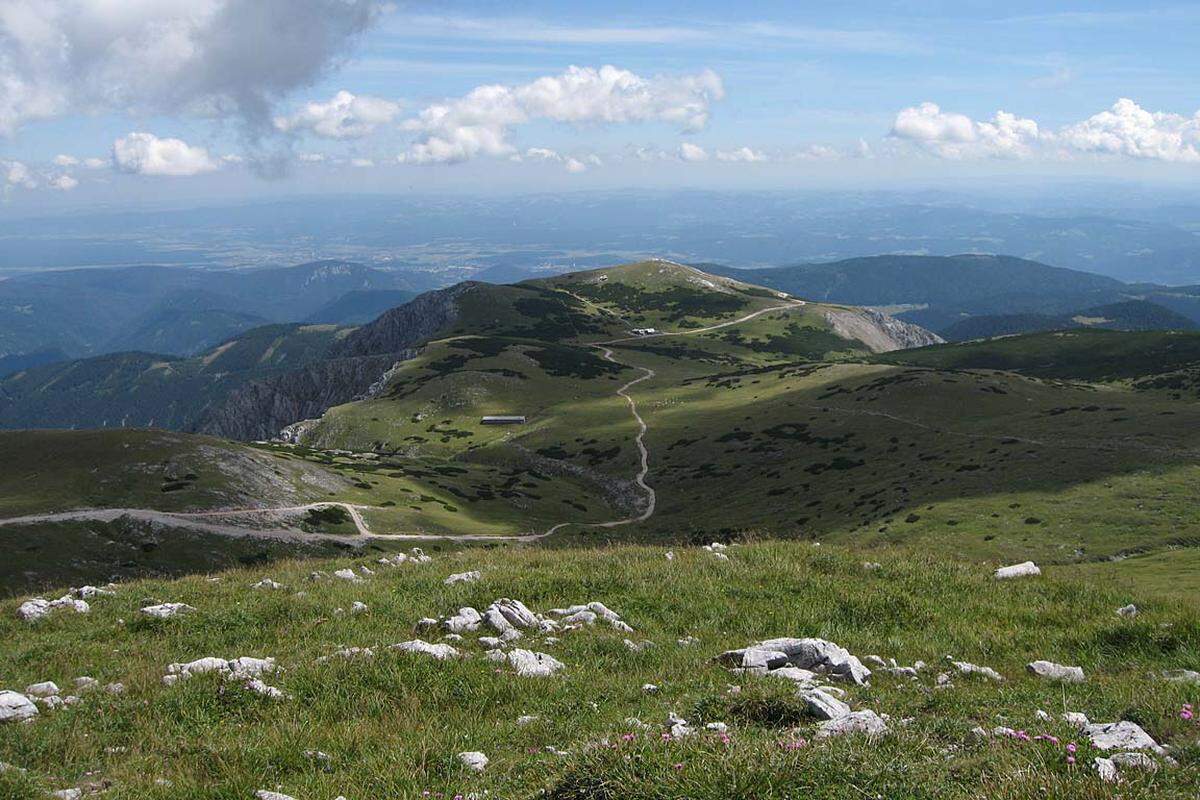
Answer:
[{"xmin": 2, "ymin": 546, "xmax": 1199, "ymax": 799}]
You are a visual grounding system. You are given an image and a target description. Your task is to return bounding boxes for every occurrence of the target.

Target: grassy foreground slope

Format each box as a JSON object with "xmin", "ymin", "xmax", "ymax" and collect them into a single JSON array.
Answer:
[{"xmin": 1, "ymin": 540, "xmax": 1197, "ymax": 799}]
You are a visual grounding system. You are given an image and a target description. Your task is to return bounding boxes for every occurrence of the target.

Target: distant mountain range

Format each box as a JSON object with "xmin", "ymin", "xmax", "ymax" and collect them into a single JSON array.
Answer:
[
  {"xmin": 703, "ymin": 255, "xmax": 1200, "ymax": 337},
  {"xmin": 0, "ymin": 260, "xmax": 432, "ymax": 360}
]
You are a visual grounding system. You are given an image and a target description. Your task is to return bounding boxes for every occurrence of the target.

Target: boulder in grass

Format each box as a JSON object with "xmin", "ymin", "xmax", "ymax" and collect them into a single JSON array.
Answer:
[
  {"xmin": 140, "ymin": 603, "xmax": 196, "ymax": 619},
  {"xmin": 255, "ymin": 792, "xmax": 299, "ymax": 800},
  {"xmin": 0, "ymin": 691, "xmax": 38, "ymax": 723},
  {"xmin": 444, "ymin": 570, "xmax": 481, "ymax": 586},
  {"xmin": 1116, "ymin": 604, "xmax": 1138, "ymax": 618},
  {"xmin": 24, "ymin": 681, "xmax": 59, "ymax": 698},
  {"xmin": 801, "ymin": 689, "xmax": 851, "ymax": 720},
  {"xmin": 458, "ymin": 751, "xmax": 488, "ymax": 772},
  {"xmin": 506, "ymin": 649, "xmax": 565, "ymax": 677},
  {"xmin": 1027, "ymin": 660, "xmax": 1085, "ymax": 683},
  {"xmin": 389, "ymin": 640, "xmax": 460, "ymax": 661},
  {"xmin": 816, "ymin": 709, "xmax": 888, "ymax": 738},
  {"xmin": 716, "ymin": 638, "xmax": 871, "ymax": 685},
  {"xmin": 994, "ymin": 561, "xmax": 1040, "ymax": 580},
  {"xmin": 1085, "ymin": 720, "xmax": 1165, "ymax": 754},
  {"xmin": 1163, "ymin": 669, "xmax": 1200, "ymax": 685}
]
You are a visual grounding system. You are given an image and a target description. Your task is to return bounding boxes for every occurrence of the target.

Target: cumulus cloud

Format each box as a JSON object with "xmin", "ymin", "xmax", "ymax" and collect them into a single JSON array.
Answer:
[
  {"xmin": 678, "ymin": 142, "xmax": 708, "ymax": 162},
  {"xmin": 53, "ymin": 154, "xmax": 78, "ymax": 167},
  {"xmin": 1059, "ymin": 98, "xmax": 1200, "ymax": 163},
  {"xmin": 400, "ymin": 65, "xmax": 724, "ymax": 164},
  {"xmin": 0, "ymin": 0, "xmax": 382, "ymax": 137},
  {"xmin": 716, "ymin": 146, "xmax": 766, "ymax": 162},
  {"xmin": 82, "ymin": 157, "xmax": 106, "ymax": 169},
  {"xmin": 48, "ymin": 174, "xmax": 77, "ymax": 190},
  {"xmin": 3, "ymin": 161, "xmax": 36, "ymax": 189},
  {"xmin": 515, "ymin": 146, "xmax": 598, "ymax": 172},
  {"xmin": 890, "ymin": 98, "xmax": 1200, "ymax": 164},
  {"xmin": 112, "ymin": 132, "xmax": 219, "ymax": 177},
  {"xmin": 274, "ymin": 90, "xmax": 400, "ymax": 139},
  {"xmin": 891, "ymin": 102, "xmax": 1043, "ymax": 159}
]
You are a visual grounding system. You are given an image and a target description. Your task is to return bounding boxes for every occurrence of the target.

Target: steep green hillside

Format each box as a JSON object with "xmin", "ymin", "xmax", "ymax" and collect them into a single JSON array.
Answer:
[
  {"xmin": 106, "ymin": 306, "xmax": 268, "ymax": 356},
  {"xmin": 0, "ymin": 540, "xmax": 1196, "ymax": 799},
  {"xmin": 304, "ymin": 289, "xmax": 418, "ymax": 325},
  {"xmin": 0, "ymin": 324, "xmax": 351, "ymax": 430}
]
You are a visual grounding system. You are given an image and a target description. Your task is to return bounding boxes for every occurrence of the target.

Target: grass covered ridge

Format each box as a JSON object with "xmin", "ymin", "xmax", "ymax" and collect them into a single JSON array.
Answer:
[{"xmin": 1, "ymin": 540, "xmax": 1198, "ymax": 799}]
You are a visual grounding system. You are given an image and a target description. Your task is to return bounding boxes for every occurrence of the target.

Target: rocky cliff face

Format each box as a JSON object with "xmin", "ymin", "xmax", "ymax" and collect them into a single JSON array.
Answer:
[
  {"xmin": 824, "ymin": 308, "xmax": 944, "ymax": 353},
  {"xmin": 193, "ymin": 283, "xmax": 473, "ymax": 440}
]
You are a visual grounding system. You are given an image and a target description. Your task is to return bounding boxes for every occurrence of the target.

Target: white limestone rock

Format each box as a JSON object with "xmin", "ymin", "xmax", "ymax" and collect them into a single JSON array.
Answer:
[
  {"xmin": 716, "ymin": 638, "xmax": 871, "ymax": 685},
  {"xmin": 994, "ymin": 561, "xmax": 1040, "ymax": 580},
  {"xmin": 801, "ymin": 689, "xmax": 851, "ymax": 720},
  {"xmin": 1094, "ymin": 757, "xmax": 1119, "ymax": 783},
  {"xmin": 951, "ymin": 660, "xmax": 1005, "ymax": 682},
  {"xmin": 1085, "ymin": 720, "xmax": 1164, "ymax": 754},
  {"xmin": 443, "ymin": 607, "xmax": 483, "ymax": 634},
  {"xmin": 1116, "ymin": 604, "xmax": 1138, "ymax": 617},
  {"xmin": 505, "ymin": 649, "xmax": 565, "ymax": 677},
  {"xmin": 17, "ymin": 595, "xmax": 89, "ymax": 621},
  {"xmin": 444, "ymin": 570, "xmax": 481, "ymax": 586},
  {"xmin": 140, "ymin": 603, "xmax": 196, "ymax": 619},
  {"xmin": 332, "ymin": 568, "xmax": 362, "ymax": 583},
  {"xmin": 1027, "ymin": 660, "xmax": 1085, "ymax": 683},
  {"xmin": 73, "ymin": 585, "xmax": 115, "ymax": 599},
  {"xmin": 24, "ymin": 681, "xmax": 59, "ymax": 698},
  {"xmin": 0, "ymin": 691, "xmax": 38, "ymax": 723},
  {"xmin": 816, "ymin": 709, "xmax": 888, "ymax": 738},
  {"xmin": 1163, "ymin": 669, "xmax": 1200, "ymax": 685},
  {"xmin": 255, "ymin": 792, "xmax": 298, "ymax": 800},
  {"xmin": 458, "ymin": 751, "xmax": 488, "ymax": 772},
  {"xmin": 252, "ymin": 578, "xmax": 286, "ymax": 590},
  {"xmin": 390, "ymin": 640, "xmax": 460, "ymax": 661}
]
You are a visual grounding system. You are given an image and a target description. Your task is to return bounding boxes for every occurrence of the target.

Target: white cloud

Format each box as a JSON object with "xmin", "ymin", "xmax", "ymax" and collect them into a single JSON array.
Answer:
[
  {"xmin": 400, "ymin": 65, "xmax": 724, "ymax": 164},
  {"xmin": 890, "ymin": 102, "xmax": 1043, "ymax": 158},
  {"xmin": 3, "ymin": 161, "xmax": 36, "ymax": 189},
  {"xmin": 274, "ymin": 90, "xmax": 400, "ymax": 139},
  {"xmin": 48, "ymin": 174, "xmax": 77, "ymax": 190},
  {"xmin": 891, "ymin": 98, "xmax": 1200, "ymax": 163},
  {"xmin": 1059, "ymin": 98, "xmax": 1200, "ymax": 163},
  {"xmin": 52, "ymin": 154, "xmax": 78, "ymax": 167},
  {"xmin": 112, "ymin": 132, "xmax": 218, "ymax": 177},
  {"xmin": 350, "ymin": 157, "xmax": 375, "ymax": 167},
  {"xmin": 516, "ymin": 146, "xmax": 597, "ymax": 173},
  {"xmin": 82, "ymin": 157, "xmax": 106, "ymax": 169},
  {"xmin": 715, "ymin": 146, "xmax": 766, "ymax": 162},
  {"xmin": 0, "ymin": 0, "xmax": 381, "ymax": 137},
  {"xmin": 678, "ymin": 142, "xmax": 708, "ymax": 162},
  {"xmin": 297, "ymin": 152, "xmax": 327, "ymax": 163}
]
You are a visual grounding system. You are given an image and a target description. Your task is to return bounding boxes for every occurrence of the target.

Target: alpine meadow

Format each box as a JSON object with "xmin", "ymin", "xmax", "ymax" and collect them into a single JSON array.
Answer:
[{"xmin": 2, "ymin": 2, "xmax": 1200, "ymax": 799}]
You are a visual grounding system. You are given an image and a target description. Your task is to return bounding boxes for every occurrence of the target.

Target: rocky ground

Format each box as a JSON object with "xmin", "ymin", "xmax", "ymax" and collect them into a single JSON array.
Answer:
[{"xmin": 1, "ymin": 539, "xmax": 1198, "ymax": 799}]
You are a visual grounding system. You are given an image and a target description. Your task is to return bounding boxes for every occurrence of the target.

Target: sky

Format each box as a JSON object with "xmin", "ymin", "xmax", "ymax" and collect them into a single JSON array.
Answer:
[{"xmin": 2, "ymin": 0, "xmax": 1200, "ymax": 209}]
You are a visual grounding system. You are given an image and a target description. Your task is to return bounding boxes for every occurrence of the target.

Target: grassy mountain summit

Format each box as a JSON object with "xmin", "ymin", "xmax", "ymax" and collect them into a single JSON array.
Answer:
[
  {"xmin": 2, "ymin": 260, "xmax": 1200, "ymax": 594},
  {"xmin": 1, "ymin": 539, "xmax": 1197, "ymax": 799}
]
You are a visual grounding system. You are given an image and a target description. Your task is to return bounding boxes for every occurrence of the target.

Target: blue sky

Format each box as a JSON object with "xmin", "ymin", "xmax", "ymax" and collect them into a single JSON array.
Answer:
[{"xmin": 2, "ymin": 1, "xmax": 1199, "ymax": 208}]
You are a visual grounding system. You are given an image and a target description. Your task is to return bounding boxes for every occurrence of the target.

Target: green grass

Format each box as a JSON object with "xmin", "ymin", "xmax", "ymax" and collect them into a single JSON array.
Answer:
[{"xmin": 0, "ymin": 539, "xmax": 1197, "ymax": 799}]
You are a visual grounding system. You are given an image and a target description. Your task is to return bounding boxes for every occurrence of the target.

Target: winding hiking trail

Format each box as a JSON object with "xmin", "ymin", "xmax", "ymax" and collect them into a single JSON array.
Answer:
[{"xmin": 0, "ymin": 298, "xmax": 805, "ymax": 546}]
